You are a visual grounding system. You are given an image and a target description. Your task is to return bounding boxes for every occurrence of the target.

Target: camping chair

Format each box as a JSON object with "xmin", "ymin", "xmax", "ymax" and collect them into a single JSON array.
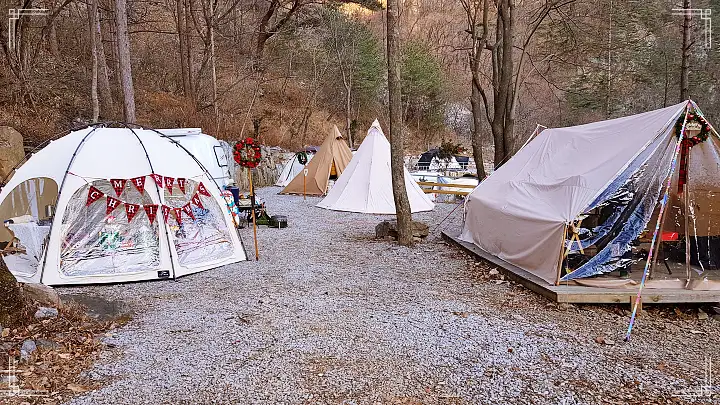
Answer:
[{"xmin": 659, "ymin": 232, "xmax": 680, "ymax": 275}]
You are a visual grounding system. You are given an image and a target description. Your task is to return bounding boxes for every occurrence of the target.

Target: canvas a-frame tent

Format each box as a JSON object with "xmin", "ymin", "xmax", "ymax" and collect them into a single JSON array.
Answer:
[
  {"xmin": 460, "ymin": 100, "xmax": 720, "ymax": 289},
  {"xmin": 318, "ymin": 120, "xmax": 435, "ymax": 214},
  {"xmin": 280, "ymin": 125, "xmax": 353, "ymax": 196},
  {"xmin": 275, "ymin": 152, "xmax": 314, "ymax": 187},
  {"xmin": 0, "ymin": 127, "xmax": 246, "ymax": 285}
]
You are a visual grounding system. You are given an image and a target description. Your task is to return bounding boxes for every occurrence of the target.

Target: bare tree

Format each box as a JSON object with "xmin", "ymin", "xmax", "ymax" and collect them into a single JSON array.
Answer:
[
  {"xmin": 462, "ymin": 0, "xmax": 574, "ymax": 168},
  {"xmin": 387, "ymin": 0, "xmax": 413, "ymax": 246},
  {"xmin": 115, "ymin": 0, "xmax": 136, "ymax": 122},
  {"xmin": 679, "ymin": 0, "xmax": 691, "ymax": 101},
  {"xmin": 89, "ymin": 0, "xmax": 100, "ymax": 121}
]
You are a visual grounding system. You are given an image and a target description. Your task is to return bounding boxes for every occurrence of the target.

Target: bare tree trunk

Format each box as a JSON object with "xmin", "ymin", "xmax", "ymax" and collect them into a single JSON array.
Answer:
[
  {"xmin": 470, "ymin": 81, "xmax": 487, "ymax": 179},
  {"xmin": 345, "ymin": 83, "xmax": 352, "ymax": 147},
  {"xmin": 96, "ymin": 5, "xmax": 114, "ymax": 114},
  {"xmin": 177, "ymin": 0, "xmax": 191, "ymax": 98},
  {"xmin": 0, "ymin": 256, "xmax": 27, "ymax": 327},
  {"xmin": 679, "ymin": 0, "xmax": 691, "ymax": 101},
  {"xmin": 209, "ymin": 0, "xmax": 219, "ymax": 133},
  {"xmin": 115, "ymin": 0, "xmax": 136, "ymax": 122},
  {"xmin": 90, "ymin": 0, "xmax": 100, "ymax": 121},
  {"xmin": 387, "ymin": 0, "xmax": 413, "ymax": 246}
]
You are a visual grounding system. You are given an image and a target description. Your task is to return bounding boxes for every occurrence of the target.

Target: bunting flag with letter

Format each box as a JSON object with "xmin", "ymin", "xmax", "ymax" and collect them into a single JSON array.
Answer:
[
  {"xmin": 165, "ymin": 176, "xmax": 175, "ymax": 194},
  {"xmin": 150, "ymin": 174, "xmax": 163, "ymax": 187},
  {"xmin": 173, "ymin": 207, "xmax": 183, "ymax": 225},
  {"xmin": 130, "ymin": 176, "xmax": 146, "ymax": 194},
  {"xmin": 125, "ymin": 203, "xmax": 140, "ymax": 222},
  {"xmin": 161, "ymin": 205, "xmax": 171, "ymax": 223},
  {"xmin": 197, "ymin": 182, "xmax": 211, "ymax": 197},
  {"xmin": 86, "ymin": 186, "xmax": 104, "ymax": 206},
  {"xmin": 144, "ymin": 204, "xmax": 158, "ymax": 224},
  {"xmin": 110, "ymin": 179, "xmax": 127, "ymax": 197},
  {"xmin": 182, "ymin": 203, "xmax": 195, "ymax": 220},
  {"xmin": 106, "ymin": 197, "xmax": 121, "ymax": 215},
  {"xmin": 82, "ymin": 175, "xmax": 216, "ymax": 225},
  {"xmin": 191, "ymin": 193, "xmax": 204, "ymax": 209}
]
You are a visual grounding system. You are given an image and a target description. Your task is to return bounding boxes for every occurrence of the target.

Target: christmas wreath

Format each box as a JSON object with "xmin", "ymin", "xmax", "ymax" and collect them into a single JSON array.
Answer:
[
  {"xmin": 675, "ymin": 112, "xmax": 712, "ymax": 147},
  {"xmin": 675, "ymin": 112, "xmax": 713, "ymax": 194},
  {"xmin": 233, "ymin": 137, "xmax": 263, "ymax": 168},
  {"xmin": 296, "ymin": 151, "xmax": 308, "ymax": 165}
]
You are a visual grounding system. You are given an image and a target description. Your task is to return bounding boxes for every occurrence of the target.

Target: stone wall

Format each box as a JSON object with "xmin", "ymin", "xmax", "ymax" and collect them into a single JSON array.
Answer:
[{"xmin": 231, "ymin": 146, "xmax": 289, "ymax": 193}]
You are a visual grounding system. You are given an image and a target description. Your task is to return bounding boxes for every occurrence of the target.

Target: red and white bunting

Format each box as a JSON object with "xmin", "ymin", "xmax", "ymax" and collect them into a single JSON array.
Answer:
[
  {"xmin": 161, "ymin": 205, "xmax": 171, "ymax": 223},
  {"xmin": 173, "ymin": 207, "xmax": 183, "ymax": 225},
  {"xmin": 197, "ymin": 182, "xmax": 211, "ymax": 197},
  {"xmin": 130, "ymin": 176, "xmax": 146, "ymax": 194},
  {"xmin": 144, "ymin": 204, "xmax": 158, "ymax": 224},
  {"xmin": 165, "ymin": 177, "xmax": 175, "ymax": 195},
  {"xmin": 150, "ymin": 174, "xmax": 163, "ymax": 188},
  {"xmin": 110, "ymin": 179, "xmax": 127, "ymax": 197},
  {"xmin": 182, "ymin": 203, "xmax": 195, "ymax": 221},
  {"xmin": 106, "ymin": 197, "xmax": 122, "ymax": 215},
  {"xmin": 177, "ymin": 178, "xmax": 187, "ymax": 194},
  {"xmin": 125, "ymin": 203, "xmax": 140, "ymax": 222},
  {"xmin": 191, "ymin": 193, "xmax": 204, "ymax": 209},
  {"xmin": 86, "ymin": 186, "xmax": 104, "ymax": 206}
]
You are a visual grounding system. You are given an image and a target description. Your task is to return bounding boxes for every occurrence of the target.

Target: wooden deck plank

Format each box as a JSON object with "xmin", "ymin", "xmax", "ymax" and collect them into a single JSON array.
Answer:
[{"xmin": 441, "ymin": 231, "xmax": 720, "ymax": 304}]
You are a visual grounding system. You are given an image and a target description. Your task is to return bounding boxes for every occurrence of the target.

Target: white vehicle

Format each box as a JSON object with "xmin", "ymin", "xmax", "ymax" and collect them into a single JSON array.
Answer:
[{"xmin": 156, "ymin": 128, "xmax": 232, "ymax": 188}]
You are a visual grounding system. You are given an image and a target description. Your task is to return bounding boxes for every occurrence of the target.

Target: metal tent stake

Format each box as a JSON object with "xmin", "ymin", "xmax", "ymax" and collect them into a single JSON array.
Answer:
[{"xmin": 248, "ymin": 168, "xmax": 259, "ymax": 261}]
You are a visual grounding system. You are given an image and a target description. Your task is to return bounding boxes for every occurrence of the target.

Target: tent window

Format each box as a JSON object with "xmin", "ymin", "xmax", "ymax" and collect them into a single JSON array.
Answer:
[
  {"xmin": 163, "ymin": 179, "xmax": 233, "ymax": 266},
  {"xmin": 0, "ymin": 177, "xmax": 58, "ymax": 275},
  {"xmin": 59, "ymin": 181, "xmax": 161, "ymax": 277}
]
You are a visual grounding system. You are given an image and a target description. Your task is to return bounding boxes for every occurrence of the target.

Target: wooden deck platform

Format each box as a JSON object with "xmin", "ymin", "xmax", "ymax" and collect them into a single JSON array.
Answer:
[{"xmin": 442, "ymin": 232, "xmax": 720, "ymax": 304}]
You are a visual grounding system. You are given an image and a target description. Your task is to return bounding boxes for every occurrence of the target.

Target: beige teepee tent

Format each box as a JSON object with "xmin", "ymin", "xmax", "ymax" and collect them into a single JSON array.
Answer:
[{"xmin": 280, "ymin": 125, "xmax": 353, "ymax": 196}]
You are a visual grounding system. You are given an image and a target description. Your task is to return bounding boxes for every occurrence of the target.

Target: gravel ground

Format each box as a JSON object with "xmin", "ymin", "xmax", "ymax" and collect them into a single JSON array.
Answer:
[{"xmin": 63, "ymin": 187, "xmax": 720, "ymax": 405}]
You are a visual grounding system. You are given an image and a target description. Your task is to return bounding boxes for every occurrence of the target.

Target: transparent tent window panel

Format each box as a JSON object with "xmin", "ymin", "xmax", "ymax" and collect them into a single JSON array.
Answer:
[
  {"xmin": 0, "ymin": 177, "xmax": 58, "ymax": 275},
  {"xmin": 60, "ymin": 181, "xmax": 161, "ymax": 276},
  {"xmin": 164, "ymin": 179, "xmax": 233, "ymax": 267}
]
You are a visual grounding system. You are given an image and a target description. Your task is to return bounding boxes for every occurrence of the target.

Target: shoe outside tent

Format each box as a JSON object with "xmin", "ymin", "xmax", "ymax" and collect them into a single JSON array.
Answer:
[
  {"xmin": 318, "ymin": 120, "xmax": 435, "ymax": 214},
  {"xmin": 275, "ymin": 152, "xmax": 314, "ymax": 187},
  {"xmin": 460, "ymin": 100, "xmax": 720, "ymax": 289},
  {"xmin": 280, "ymin": 125, "xmax": 352, "ymax": 196},
  {"xmin": 0, "ymin": 126, "xmax": 246, "ymax": 285}
]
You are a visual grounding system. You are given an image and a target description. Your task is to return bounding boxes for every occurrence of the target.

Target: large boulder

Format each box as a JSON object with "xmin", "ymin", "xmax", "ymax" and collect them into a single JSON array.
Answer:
[
  {"xmin": 375, "ymin": 220, "xmax": 430, "ymax": 240},
  {"xmin": 0, "ymin": 126, "xmax": 25, "ymax": 181},
  {"xmin": 22, "ymin": 283, "xmax": 61, "ymax": 307}
]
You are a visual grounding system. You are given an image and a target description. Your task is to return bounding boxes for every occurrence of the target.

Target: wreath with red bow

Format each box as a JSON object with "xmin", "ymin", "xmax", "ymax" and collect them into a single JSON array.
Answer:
[
  {"xmin": 233, "ymin": 137, "xmax": 263, "ymax": 168},
  {"xmin": 675, "ymin": 113, "xmax": 712, "ymax": 146}
]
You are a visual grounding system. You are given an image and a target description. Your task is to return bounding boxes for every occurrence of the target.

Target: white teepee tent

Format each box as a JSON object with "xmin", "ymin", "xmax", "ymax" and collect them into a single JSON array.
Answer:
[
  {"xmin": 318, "ymin": 120, "xmax": 434, "ymax": 214},
  {"xmin": 275, "ymin": 152, "xmax": 313, "ymax": 187}
]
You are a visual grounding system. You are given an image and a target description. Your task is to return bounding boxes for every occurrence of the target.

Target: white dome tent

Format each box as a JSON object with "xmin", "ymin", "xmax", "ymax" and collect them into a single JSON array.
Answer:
[
  {"xmin": 0, "ymin": 126, "xmax": 246, "ymax": 285},
  {"xmin": 317, "ymin": 120, "xmax": 435, "ymax": 214}
]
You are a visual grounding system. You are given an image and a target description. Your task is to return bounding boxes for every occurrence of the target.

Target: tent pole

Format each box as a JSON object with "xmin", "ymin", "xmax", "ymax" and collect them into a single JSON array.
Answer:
[
  {"xmin": 684, "ymin": 179, "xmax": 691, "ymax": 283},
  {"xmin": 248, "ymin": 168, "xmax": 259, "ymax": 261},
  {"xmin": 555, "ymin": 223, "xmax": 568, "ymax": 285}
]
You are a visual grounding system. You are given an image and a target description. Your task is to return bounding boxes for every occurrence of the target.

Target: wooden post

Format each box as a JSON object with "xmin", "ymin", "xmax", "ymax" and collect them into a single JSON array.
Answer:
[
  {"xmin": 630, "ymin": 296, "xmax": 642, "ymax": 314},
  {"xmin": 684, "ymin": 187, "xmax": 691, "ymax": 281},
  {"xmin": 248, "ymin": 168, "xmax": 259, "ymax": 261},
  {"xmin": 555, "ymin": 224, "xmax": 568, "ymax": 286}
]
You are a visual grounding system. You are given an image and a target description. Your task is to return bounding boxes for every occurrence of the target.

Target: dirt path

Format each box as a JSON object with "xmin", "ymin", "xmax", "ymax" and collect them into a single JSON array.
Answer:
[{"xmin": 64, "ymin": 187, "xmax": 719, "ymax": 404}]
